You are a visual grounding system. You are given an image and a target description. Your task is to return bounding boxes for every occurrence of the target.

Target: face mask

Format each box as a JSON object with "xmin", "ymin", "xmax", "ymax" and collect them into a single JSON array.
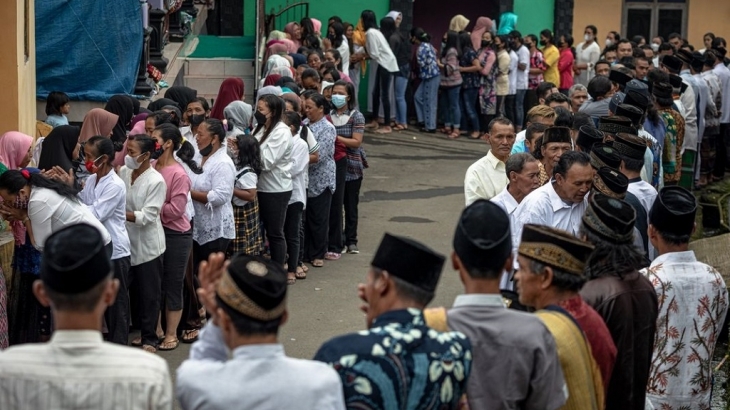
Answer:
[
  {"xmin": 651, "ymin": 43, "xmax": 659, "ymax": 52},
  {"xmin": 199, "ymin": 143, "xmax": 213, "ymax": 157},
  {"xmin": 254, "ymin": 111, "xmax": 268, "ymax": 125},
  {"xmin": 481, "ymin": 40, "xmax": 491, "ymax": 48},
  {"xmin": 441, "ymin": 41, "xmax": 446, "ymax": 49},
  {"xmin": 331, "ymin": 94, "xmax": 347, "ymax": 108},
  {"xmin": 539, "ymin": 40, "xmax": 546, "ymax": 47},
  {"xmin": 84, "ymin": 156, "xmax": 102, "ymax": 173},
  {"xmin": 584, "ymin": 34, "xmax": 591, "ymax": 42},
  {"xmin": 189, "ymin": 114, "xmax": 205, "ymax": 126},
  {"xmin": 151, "ymin": 142, "xmax": 164, "ymax": 160},
  {"xmin": 13, "ymin": 194, "xmax": 28, "ymax": 210},
  {"xmin": 605, "ymin": 39, "xmax": 613, "ymax": 47},
  {"xmin": 124, "ymin": 154, "xmax": 144, "ymax": 170}
]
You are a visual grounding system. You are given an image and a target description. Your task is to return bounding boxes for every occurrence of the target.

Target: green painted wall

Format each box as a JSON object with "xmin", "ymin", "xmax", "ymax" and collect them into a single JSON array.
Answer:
[
  {"xmin": 243, "ymin": 0, "xmax": 390, "ymax": 37},
  {"xmin": 512, "ymin": 0, "xmax": 554, "ymax": 37}
]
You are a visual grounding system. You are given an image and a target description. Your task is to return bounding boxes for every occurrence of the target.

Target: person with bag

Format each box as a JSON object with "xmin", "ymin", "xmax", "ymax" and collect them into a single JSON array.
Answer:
[{"xmin": 438, "ymin": 30, "xmax": 463, "ymax": 139}]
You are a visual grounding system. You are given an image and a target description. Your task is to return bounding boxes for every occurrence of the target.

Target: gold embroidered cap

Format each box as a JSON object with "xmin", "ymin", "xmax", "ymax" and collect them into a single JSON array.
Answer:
[
  {"xmin": 518, "ymin": 224, "xmax": 594, "ymax": 276},
  {"xmin": 216, "ymin": 255, "xmax": 287, "ymax": 321}
]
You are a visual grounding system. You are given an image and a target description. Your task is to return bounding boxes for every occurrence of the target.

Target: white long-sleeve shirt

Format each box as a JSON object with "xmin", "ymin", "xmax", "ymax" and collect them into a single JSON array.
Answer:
[
  {"xmin": 78, "ymin": 172, "xmax": 131, "ymax": 260},
  {"xmin": 28, "ymin": 187, "xmax": 111, "ymax": 251},
  {"xmin": 0, "ymin": 330, "xmax": 172, "ymax": 410},
  {"xmin": 464, "ymin": 150, "xmax": 508, "ymax": 206},
  {"xmin": 365, "ymin": 28, "xmax": 399, "ymax": 73},
  {"xmin": 188, "ymin": 147, "xmax": 236, "ymax": 245},
  {"xmin": 289, "ymin": 135, "xmax": 310, "ymax": 207},
  {"xmin": 119, "ymin": 166, "xmax": 167, "ymax": 266},
  {"xmin": 176, "ymin": 323, "xmax": 345, "ymax": 410},
  {"xmin": 255, "ymin": 122, "xmax": 293, "ymax": 193}
]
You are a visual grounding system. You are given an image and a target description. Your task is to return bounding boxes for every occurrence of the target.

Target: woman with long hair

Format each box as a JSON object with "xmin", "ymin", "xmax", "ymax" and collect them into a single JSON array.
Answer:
[
  {"xmin": 458, "ymin": 31, "xmax": 482, "ymax": 139},
  {"xmin": 119, "ymin": 135, "xmax": 166, "ymax": 353},
  {"xmin": 385, "ymin": 16, "xmax": 411, "ymax": 131},
  {"xmin": 438, "ymin": 30, "xmax": 463, "ymax": 139},
  {"xmin": 227, "ymin": 133, "xmax": 265, "ymax": 258},
  {"xmin": 78, "ymin": 136, "xmax": 130, "ymax": 345},
  {"xmin": 150, "ymin": 124, "xmax": 195, "ymax": 351},
  {"xmin": 252, "ymin": 94, "xmax": 293, "ymax": 267},
  {"xmin": 476, "ymin": 30, "xmax": 498, "ymax": 132},
  {"xmin": 304, "ymin": 94, "xmax": 336, "ymax": 267},
  {"xmin": 363, "ymin": 14, "xmax": 398, "ymax": 134},
  {"xmin": 411, "ymin": 27, "xmax": 440, "ymax": 133},
  {"xmin": 325, "ymin": 21, "xmax": 350, "ymax": 73}
]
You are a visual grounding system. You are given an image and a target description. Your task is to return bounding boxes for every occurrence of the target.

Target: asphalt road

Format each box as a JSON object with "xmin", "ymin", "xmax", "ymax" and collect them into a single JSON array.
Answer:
[{"xmin": 155, "ymin": 128, "xmax": 487, "ymax": 399}]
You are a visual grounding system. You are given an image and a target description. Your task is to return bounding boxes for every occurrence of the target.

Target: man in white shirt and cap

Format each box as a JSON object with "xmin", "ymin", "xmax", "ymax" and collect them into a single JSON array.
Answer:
[
  {"xmin": 176, "ymin": 253, "xmax": 345, "ymax": 410},
  {"xmin": 0, "ymin": 224, "xmax": 173, "ymax": 410},
  {"xmin": 464, "ymin": 117, "xmax": 516, "ymax": 205}
]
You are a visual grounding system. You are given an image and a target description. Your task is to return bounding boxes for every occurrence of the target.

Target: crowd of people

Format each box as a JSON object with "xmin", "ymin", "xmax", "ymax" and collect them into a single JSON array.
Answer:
[{"xmin": 0, "ymin": 7, "xmax": 727, "ymax": 410}]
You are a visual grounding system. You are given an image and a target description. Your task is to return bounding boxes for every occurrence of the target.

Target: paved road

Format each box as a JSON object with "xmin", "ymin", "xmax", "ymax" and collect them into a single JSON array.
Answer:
[{"xmin": 155, "ymin": 128, "xmax": 487, "ymax": 396}]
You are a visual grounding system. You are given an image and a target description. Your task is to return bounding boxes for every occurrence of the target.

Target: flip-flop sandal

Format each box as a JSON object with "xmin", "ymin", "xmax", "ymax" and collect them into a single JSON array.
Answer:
[
  {"xmin": 181, "ymin": 329, "xmax": 200, "ymax": 344},
  {"xmin": 287, "ymin": 273, "xmax": 297, "ymax": 285},
  {"xmin": 300, "ymin": 264, "xmax": 309, "ymax": 273},
  {"xmin": 142, "ymin": 344, "xmax": 157, "ymax": 353},
  {"xmin": 312, "ymin": 259, "xmax": 325, "ymax": 267},
  {"xmin": 131, "ymin": 334, "xmax": 164, "ymax": 347},
  {"xmin": 158, "ymin": 338, "xmax": 179, "ymax": 351},
  {"xmin": 295, "ymin": 267, "xmax": 307, "ymax": 279},
  {"xmin": 325, "ymin": 252, "xmax": 341, "ymax": 260},
  {"xmin": 447, "ymin": 132, "xmax": 461, "ymax": 139}
]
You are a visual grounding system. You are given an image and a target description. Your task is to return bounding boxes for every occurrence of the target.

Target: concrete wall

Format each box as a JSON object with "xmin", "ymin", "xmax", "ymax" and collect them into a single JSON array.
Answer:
[
  {"xmin": 572, "ymin": 0, "xmax": 621, "ymax": 46},
  {"xmin": 0, "ymin": 0, "xmax": 36, "ymax": 136},
  {"xmin": 514, "ymin": 0, "xmax": 554, "ymax": 37},
  {"xmin": 686, "ymin": 1, "xmax": 730, "ymax": 49}
]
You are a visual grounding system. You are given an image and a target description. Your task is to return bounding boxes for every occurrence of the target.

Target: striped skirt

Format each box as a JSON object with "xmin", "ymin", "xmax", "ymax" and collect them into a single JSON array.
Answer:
[{"xmin": 227, "ymin": 198, "xmax": 264, "ymax": 257}]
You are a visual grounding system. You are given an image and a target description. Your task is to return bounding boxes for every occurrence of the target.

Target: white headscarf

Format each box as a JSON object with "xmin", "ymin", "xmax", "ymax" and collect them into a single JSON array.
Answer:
[
  {"xmin": 386, "ymin": 11, "xmax": 402, "ymax": 21},
  {"xmin": 224, "ymin": 101, "xmax": 253, "ymax": 132}
]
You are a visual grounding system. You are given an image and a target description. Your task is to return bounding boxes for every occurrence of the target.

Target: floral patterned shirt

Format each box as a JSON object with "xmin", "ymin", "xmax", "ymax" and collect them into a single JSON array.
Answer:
[
  {"xmin": 658, "ymin": 108, "xmax": 685, "ymax": 184},
  {"xmin": 306, "ymin": 117, "xmax": 337, "ymax": 197},
  {"xmin": 314, "ymin": 308, "xmax": 472, "ymax": 410},
  {"xmin": 416, "ymin": 43, "xmax": 440, "ymax": 80},
  {"xmin": 642, "ymin": 251, "xmax": 728, "ymax": 410},
  {"xmin": 528, "ymin": 50, "xmax": 546, "ymax": 90}
]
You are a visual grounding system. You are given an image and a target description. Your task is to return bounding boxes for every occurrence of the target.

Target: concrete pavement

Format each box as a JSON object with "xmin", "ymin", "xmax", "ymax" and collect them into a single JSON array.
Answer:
[{"xmin": 156, "ymin": 128, "xmax": 487, "ymax": 387}]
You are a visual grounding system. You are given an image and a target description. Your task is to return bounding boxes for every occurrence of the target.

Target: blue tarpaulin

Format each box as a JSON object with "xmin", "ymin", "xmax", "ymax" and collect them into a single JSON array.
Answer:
[{"xmin": 36, "ymin": 0, "xmax": 143, "ymax": 101}]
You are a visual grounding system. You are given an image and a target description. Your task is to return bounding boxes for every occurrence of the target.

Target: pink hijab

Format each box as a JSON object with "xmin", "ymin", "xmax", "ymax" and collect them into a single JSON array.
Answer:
[
  {"xmin": 471, "ymin": 17, "xmax": 494, "ymax": 50},
  {"xmin": 284, "ymin": 22, "xmax": 302, "ymax": 49},
  {"xmin": 0, "ymin": 132, "xmax": 33, "ymax": 170},
  {"xmin": 0, "ymin": 132, "xmax": 33, "ymax": 245},
  {"xmin": 79, "ymin": 108, "xmax": 119, "ymax": 142},
  {"xmin": 311, "ymin": 18, "xmax": 322, "ymax": 36}
]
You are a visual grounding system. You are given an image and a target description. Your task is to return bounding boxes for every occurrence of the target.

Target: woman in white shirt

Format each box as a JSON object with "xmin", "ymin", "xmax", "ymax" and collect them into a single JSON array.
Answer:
[
  {"xmin": 78, "ymin": 136, "xmax": 131, "ymax": 346},
  {"xmin": 118, "ymin": 135, "xmax": 167, "ymax": 353},
  {"xmin": 282, "ymin": 111, "xmax": 310, "ymax": 283},
  {"xmin": 253, "ymin": 94, "xmax": 293, "ymax": 267},
  {"xmin": 189, "ymin": 119, "xmax": 236, "ymax": 271}
]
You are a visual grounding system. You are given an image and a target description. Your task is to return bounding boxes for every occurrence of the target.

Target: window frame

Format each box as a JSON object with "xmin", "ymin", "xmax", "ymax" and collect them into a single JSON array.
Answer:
[{"xmin": 622, "ymin": 0, "xmax": 688, "ymax": 41}]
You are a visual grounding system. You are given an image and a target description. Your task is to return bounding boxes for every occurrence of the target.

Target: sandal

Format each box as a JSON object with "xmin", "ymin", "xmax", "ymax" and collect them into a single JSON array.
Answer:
[
  {"xmin": 158, "ymin": 338, "xmax": 179, "ymax": 351},
  {"xmin": 447, "ymin": 131, "xmax": 461, "ymax": 139},
  {"xmin": 439, "ymin": 127, "xmax": 451, "ymax": 134},
  {"xmin": 468, "ymin": 132, "xmax": 481, "ymax": 139},
  {"xmin": 312, "ymin": 259, "xmax": 325, "ymax": 267},
  {"xmin": 295, "ymin": 266, "xmax": 307, "ymax": 279},
  {"xmin": 365, "ymin": 122, "xmax": 380, "ymax": 129},
  {"xmin": 287, "ymin": 272, "xmax": 297, "ymax": 285},
  {"xmin": 181, "ymin": 329, "xmax": 200, "ymax": 344},
  {"xmin": 394, "ymin": 124, "xmax": 408, "ymax": 131},
  {"xmin": 131, "ymin": 334, "xmax": 164, "ymax": 347},
  {"xmin": 142, "ymin": 344, "xmax": 157, "ymax": 353},
  {"xmin": 300, "ymin": 264, "xmax": 309, "ymax": 273},
  {"xmin": 375, "ymin": 127, "xmax": 392, "ymax": 134},
  {"xmin": 325, "ymin": 252, "xmax": 341, "ymax": 260}
]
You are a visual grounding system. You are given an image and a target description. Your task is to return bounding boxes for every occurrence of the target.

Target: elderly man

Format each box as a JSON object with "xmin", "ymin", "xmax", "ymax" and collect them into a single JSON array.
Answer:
[
  {"xmin": 644, "ymin": 187, "xmax": 728, "ymax": 410},
  {"xmin": 315, "ymin": 234, "xmax": 472, "ymax": 409},
  {"xmin": 514, "ymin": 224, "xmax": 608, "ymax": 408},
  {"xmin": 176, "ymin": 254, "xmax": 345, "ymax": 410},
  {"xmin": 424, "ymin": 200, "xmax": 567, "ymax": 409},
  {"xmin": 511, "ymin": 151, "xmax": 592, "ymax": 254},
  {"xmin": 464, "ymin": 117, "xmax": 516, "ymax": 205},
  {"xmin": 0, "ymin": 224, "xmax": 173, "ymax": 410},
  {"xmin": 569, "ymin": 83, "xmax": 589, "ymax": 112},
  {"xmin": 580, "ymin": 194, "xmax": 658, "ymax": 410},
  {"xmin": 536, "ymin": 126, "xmax": 573, "ymax": 185},
  {"xmin": 491, "ymin": 153, "xmax": 540, "ymax": 216}
]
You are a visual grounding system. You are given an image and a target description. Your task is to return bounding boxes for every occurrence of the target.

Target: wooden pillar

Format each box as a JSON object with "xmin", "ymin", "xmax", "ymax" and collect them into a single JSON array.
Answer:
[{"xmin": 0, "ymin": 0, "xmax": 36, "ymax": 135}]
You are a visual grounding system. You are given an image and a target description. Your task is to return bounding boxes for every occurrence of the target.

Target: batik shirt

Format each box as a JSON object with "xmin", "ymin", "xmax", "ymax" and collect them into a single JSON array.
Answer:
[
  {"xmin": 416, "ymin": 43, "xmax": 440, "ymax": 80},
  {"xmin": 529, "ymin": 50, "xmax": 546, "ymax": 89},
  {"xmin": 642, "ymin": 251, "xmax": 729, "ymax": 410},
  {"xmin": 658, "ymin": 109, "xmax": 685, "ymax": 184},
  {"xmin": 314, "ymin": 308, "xmax": 472, "ymax": 410}
]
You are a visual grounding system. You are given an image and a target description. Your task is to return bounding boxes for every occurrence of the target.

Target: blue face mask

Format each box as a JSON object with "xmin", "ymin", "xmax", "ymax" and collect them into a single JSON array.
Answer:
[{"xmin": 331, "ymin": 94, "xmax": 348, "ymax": 108}]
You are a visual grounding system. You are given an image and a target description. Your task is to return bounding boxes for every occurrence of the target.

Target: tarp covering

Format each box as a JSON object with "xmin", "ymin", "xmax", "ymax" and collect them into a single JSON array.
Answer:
[{"xmin": 36, "ymin": 0, "xmax": 143, "ymax": 101}]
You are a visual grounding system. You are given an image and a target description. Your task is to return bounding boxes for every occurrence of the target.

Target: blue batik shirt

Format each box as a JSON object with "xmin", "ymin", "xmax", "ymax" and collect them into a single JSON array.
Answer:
[{"xmin": 314, "ymin": 308, "xmax": 472, "ymax": 410}]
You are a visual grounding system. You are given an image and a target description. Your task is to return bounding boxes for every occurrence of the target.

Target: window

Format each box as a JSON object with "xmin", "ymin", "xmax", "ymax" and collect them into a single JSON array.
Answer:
[{"xmin": 623, "ymin": 0, "xmax": 687, "ymax": 42}]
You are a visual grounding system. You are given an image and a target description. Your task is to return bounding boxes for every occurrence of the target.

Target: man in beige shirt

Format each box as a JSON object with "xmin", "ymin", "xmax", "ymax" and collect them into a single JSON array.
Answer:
[
  {"xmin": 464, "ymin": 117, "xmax": 516, "ymax": 205},
  {"xmin": 0, "ymin": 224, "xmax": 172, "ymax": 410}
]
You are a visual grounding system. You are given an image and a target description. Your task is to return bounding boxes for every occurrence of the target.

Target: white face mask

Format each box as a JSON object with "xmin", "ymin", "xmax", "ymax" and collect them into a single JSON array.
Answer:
[
  {"xmin": 651, "ymin": 43, "xmax": 659, "ymax": 52},
  {"xmin": 124, "ymin": 154, "xmax": 143, "ymax": 170},
  {"xmin": 605, "ymin": 39, "xmax": 613, "ymax": 47},
  {"xmin": 584, "ymin": 34, "xmax": 591, "ymax": 42}
]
